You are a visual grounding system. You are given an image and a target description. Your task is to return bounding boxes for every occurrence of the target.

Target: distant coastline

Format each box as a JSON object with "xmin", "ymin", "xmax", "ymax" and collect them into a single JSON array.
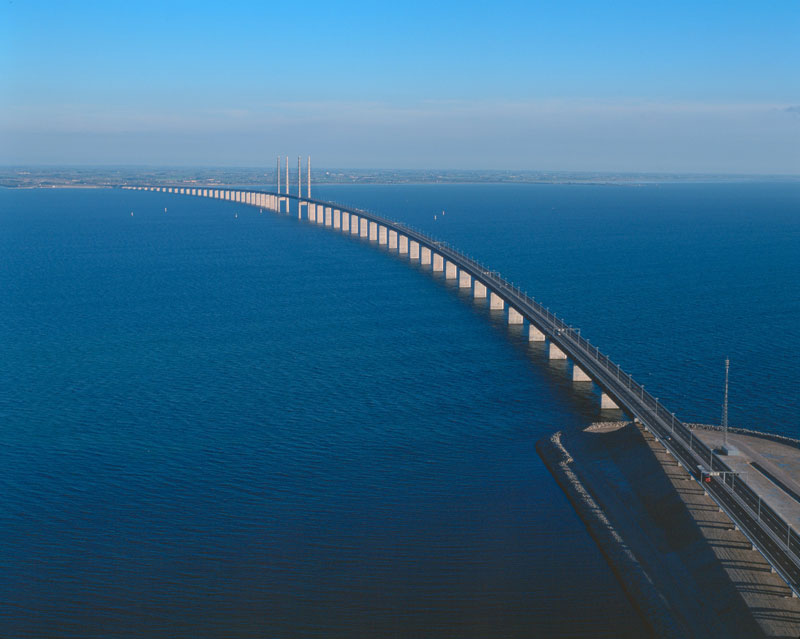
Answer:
[{"xmin": 2, "ymin": 166, "xmax": 799, "ymax": 190}]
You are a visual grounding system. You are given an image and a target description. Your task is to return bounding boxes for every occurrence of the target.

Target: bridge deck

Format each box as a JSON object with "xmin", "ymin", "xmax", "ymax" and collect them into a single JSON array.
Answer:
[{"xmin": 128, "ymin": 185, "xmax": 800, "ymax": 596}]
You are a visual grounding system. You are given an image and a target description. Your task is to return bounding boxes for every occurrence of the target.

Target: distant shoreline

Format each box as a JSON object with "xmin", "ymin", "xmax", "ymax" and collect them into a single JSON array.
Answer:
[{"xmin": 2, "ymin": 168, "xmax": 798, "ymax": 190}]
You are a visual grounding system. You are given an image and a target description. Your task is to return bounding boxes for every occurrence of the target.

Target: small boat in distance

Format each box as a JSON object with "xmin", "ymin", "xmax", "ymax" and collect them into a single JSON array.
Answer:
[
  {"xmin": 130, "ymin": 211, "xmax": 134, "ymax": 217},
  {"xmin": 234, "ymin": 212, "xmax": 238, "ymax": 219}
]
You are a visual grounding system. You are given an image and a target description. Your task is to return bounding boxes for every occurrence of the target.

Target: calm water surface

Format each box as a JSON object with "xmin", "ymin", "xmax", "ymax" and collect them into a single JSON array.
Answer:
[{"xmin": 0, "ymin": 183, "xmax": 797, "ymax": 637}]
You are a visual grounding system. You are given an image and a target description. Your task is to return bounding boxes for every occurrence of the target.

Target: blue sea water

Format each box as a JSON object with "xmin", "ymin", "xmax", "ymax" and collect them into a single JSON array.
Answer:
[{"xmin": 0, "ymin": 183, "xmax": 797, "ymax": 638}]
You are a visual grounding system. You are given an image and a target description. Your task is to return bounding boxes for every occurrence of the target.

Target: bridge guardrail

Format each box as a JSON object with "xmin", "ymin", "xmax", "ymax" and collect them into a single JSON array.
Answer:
[{"xmin": 151, "ymin": 185, "xmax": 800, "ymax": 594}]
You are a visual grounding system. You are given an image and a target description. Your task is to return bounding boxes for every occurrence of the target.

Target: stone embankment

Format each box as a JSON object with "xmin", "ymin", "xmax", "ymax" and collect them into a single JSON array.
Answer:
[{"xmin": 538, "ymin": 421, "xmax": 800, "ymax": 638}]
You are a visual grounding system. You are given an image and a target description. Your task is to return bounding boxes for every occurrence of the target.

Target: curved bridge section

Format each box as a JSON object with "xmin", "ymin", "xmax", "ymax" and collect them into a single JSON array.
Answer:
[{"xmin": 125, "ymin": 184, "xmax": 800, "ymax": 596}]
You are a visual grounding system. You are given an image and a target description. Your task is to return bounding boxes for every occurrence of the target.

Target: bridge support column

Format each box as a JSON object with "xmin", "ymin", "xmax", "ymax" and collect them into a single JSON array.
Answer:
[
  {"xmin": 325, "ymin": 207, "xmax": 332, "ymax": 226},
  {"xmin": 360, "ymin": 218, "xmax": 368, "ymax": 237},
  {"xmin": 474, "ymin": 281, "xmax": 487, "ymax": 298},
  {"xmin": 433, "ymin": 253, "xmax": 444, "ymax": 271},
  {"xmin": 410, "ymin": 241, "xmax": 420, "ymax": 259},
  {"xmin": 549, "ymin": 343, "xmax": 567, "ymax": 359},
  {"xmin": 508, "ymin": 307, "xmax": 523, "ymax": 324},
  {"xmin": 342, "ymin": 212, "xmax": 350, "ymax": 232},
  {"xmin": 459, "ymin": 271, "xmax": 472, "ymax": 288},
  {"xmin": 399, "ymin": 235, "xmax": 409, "ymax": 254},
  {"xmin": 490, "ymin": 292, "xmax": 504, "ymax": 310},
  {"xmin": 388, "ymin": 230, "xmax": 398, "ymax": 249},
  {"xmin": 528, "ymin": 324, "xmax": 545, "ymax": 341},
  {"xmin": 601, "ymin": 393, "xmax": 620, "ymax": 410},
  {"xmin": 379, "ymin": 225, "xmax": 388, "ymax": 245},
  {"xmin": 333, "ymin": 209, "xmax": 341, "ymax": 229},
  {"xmin": 351, "ymin": 216, "xmax": 360, "ymax": 235},
  {"xmin": 309, "ymin": 203, "xmax": 317, "ymax": 222},
  {"xmin": 573, "ymin": 365, "xmax": 592, "ymax": 382},
  {"xmin": 369, "ymin": 221, "xmax": 378, "ymax": 240},
  {"xmin": 317, "ymin": 206, "xmax": 325, "ymax": 224},
  {"xmin": 420, "ymin": 246, "xmax": 431, "ymax": 265},
  {"xmin": 445, "ymin": 261, "xmax": 457, "ymax": 279}
]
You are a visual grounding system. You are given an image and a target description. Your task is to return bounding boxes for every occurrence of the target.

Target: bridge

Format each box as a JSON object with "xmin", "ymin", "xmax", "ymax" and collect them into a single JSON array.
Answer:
[{"xmin": 124, "ymin": 183, "xmax": 800, "ymax": 598}]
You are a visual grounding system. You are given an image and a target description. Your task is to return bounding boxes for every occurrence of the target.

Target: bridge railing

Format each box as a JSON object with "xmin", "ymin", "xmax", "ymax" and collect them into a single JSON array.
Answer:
[
  {"xmin": 158, "ymin": 186, "xmax": 800, "ymax": 590},
  {"xmin": 333, "ymin": 199, "xmax": 800, "ymax": 587}
]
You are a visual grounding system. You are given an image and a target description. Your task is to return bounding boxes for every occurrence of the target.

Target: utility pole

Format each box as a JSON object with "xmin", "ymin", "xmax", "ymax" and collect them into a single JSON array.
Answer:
[{"xmin": 722, "ymin": 357, "xmax": 730, "ymax": 450}]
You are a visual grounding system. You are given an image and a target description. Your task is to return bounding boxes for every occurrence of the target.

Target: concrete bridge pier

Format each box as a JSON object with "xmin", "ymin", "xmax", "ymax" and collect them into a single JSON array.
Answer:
[
  {"xmin": 351, "ymin": 216, "xmax": 361, "ymax": 235},
  {"xmin": 445, "ymin": 261, "xmax": 457, "ymax": 279},
  {"xmin": 309, "ymin": 203, "xmax": 317, "ymax": 222},
  {"xmin": 379, "ymin": 226, "xmax": 388, "ymax": 245},
  {"xmin": 342, "ymin": 212, "xmax": 350, "ymax": 232},
  {"xmin": 528, "ymin": 324, "xmax": 546, "ymax": 341},
  {"xmin": 508, "ymin": 307, "xmax": 524, "ymax": 324},
  {"xmin": 474, "ymin": 281, "xmax": 487, "ymax": 299},
  {"xmin": 459, "ymin": 271, "xmax": 472, "ymax": 288},
  {"xmin": 317, "ymin": 206, "xmax": 325, "ymax": 225},
  {"xmin": 490, "ymin": 291, "xmax": 505, "ymax": 310},
  {"xmin": 420, "ymin": 246, "xmax": 431, "ymax": 266},
  {"xmin": 601, "ymin": 393, "xmax": 621, "ymax": 409},
  {"xmin": 333, "ymin": 209, "xmax": 341, "ymax": 229},
  {"xmin": 410, "ymin": 241, "xmax": 420, "ymax": 259},
  {"xmin": 433, "ymin": 253, "xmax": 444, "ymax": 272},
  {"xmin": 399, "ymin": 235, "xmax": 409, "ymax": 254},
  {"xmin": 549, "ymin": 343, "xmax": 567, "ymax": 359},
  {"xmin": 360, "ymin": 218, "xmax": 368, "ymax": 238},
  {"xmin": 388, "ymin": 230, "xmax": 398, "ymax": 250},
  {"xmin": 325, "ymin": 207, "xmax": 332, "ymax": 227},
  {"xmin": 369, "ymin": 221, "xmax": 378, "ymax": 241},
  {"xmin": 573, "ymin": 365, "xmax": 592, "ymax": 382}
]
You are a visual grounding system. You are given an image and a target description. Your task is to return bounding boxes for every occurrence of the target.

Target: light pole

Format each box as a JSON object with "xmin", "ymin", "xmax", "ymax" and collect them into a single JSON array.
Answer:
[{"xmin": 722, "ymin": 357, "xmax": 730, "ymax": 451}]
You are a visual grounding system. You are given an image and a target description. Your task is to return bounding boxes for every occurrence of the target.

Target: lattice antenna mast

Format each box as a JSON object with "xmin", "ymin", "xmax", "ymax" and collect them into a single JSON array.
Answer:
[{"xmin": 722, "ymin": 357, "xmax": 730, "ymax": 449}]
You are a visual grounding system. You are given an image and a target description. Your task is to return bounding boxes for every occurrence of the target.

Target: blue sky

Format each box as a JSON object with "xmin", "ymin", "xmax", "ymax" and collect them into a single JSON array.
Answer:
[{"xmin": 1, "ymin": 0, "xmax": 798, "ymax": 172}]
